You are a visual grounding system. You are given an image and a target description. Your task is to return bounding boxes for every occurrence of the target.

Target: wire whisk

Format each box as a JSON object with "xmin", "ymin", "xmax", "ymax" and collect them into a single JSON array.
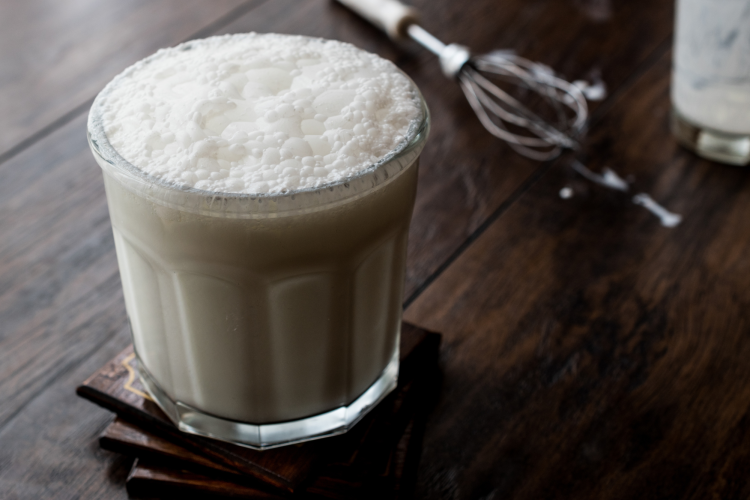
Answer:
[{"xmin": 337, "ymin": 0, "xmax": 593, "ymax": 160}]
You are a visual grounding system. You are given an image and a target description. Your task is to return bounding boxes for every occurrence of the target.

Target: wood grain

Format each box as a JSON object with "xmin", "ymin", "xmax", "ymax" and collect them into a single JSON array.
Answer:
[
  {"xmin": 405, "ymin": 49, "xmax": 750, "ymax": 500},
  {"xmin": 0, "ymin": 0, "xmax": 255, "ymax": 160},
  {"xmin": 0, "ymin": 112, "xmax": 125, "ymax": 431},
  {"xmin": 0, "ymin": 331, "xmax": 133, "ymax": 498},
  {"xmin": 0, "ymin": 0, "xmax": 727, "ymax": 498}
]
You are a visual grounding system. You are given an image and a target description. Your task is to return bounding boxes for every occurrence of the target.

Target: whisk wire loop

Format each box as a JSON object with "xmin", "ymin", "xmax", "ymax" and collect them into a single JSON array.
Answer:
[
  {"xmin": 468, "ymin": 68, "xmax": 575, "ymax": 147},
  {"xmin": 460, "ymin": 76, "xmax": 563, "ymax": 161}
]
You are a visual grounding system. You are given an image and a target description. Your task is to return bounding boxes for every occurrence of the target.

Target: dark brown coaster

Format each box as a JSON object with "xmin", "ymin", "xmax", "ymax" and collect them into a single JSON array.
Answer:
[
  {"xmin": 102, "ymin": 374, "xmax": 425, "ymax": 498},
  {"xmin": 114, "ymin": 410, "xmax": 421, "ymax": 498},
  {"xmin": 78, "ymin": 322, "xmax": 440, "ymax": 496},
  {"xmin": 127, "ymin": 458, "xmax": 285, "ymax": 499}
]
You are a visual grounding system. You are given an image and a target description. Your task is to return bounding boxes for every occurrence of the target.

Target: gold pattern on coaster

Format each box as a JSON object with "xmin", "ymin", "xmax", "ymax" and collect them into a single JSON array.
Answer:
[{"xmin": 122, "ymin": 352, "xmax": 153, "ymax": 402}]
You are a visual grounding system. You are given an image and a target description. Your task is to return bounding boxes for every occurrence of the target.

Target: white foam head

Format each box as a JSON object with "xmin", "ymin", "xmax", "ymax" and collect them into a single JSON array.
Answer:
[{"xmin": 97, "ymin": 33, "xmax": 422, "ymax": 195}]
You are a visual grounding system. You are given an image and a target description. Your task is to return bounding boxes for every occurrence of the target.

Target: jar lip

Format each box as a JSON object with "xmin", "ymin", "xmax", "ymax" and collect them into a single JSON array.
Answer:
[
  {"xmin": 87, "ymin": 37, "xmax": 430, "ymax": 217},
  {"xmin": 88, "ymin": 92, "xmax": 428, "ymax": 199}
]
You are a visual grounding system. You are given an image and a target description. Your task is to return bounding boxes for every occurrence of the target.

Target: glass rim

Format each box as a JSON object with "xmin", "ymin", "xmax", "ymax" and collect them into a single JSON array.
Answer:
[{"xmin": 87, "ymin": 43, "xmax": 430, "ymax": 218}]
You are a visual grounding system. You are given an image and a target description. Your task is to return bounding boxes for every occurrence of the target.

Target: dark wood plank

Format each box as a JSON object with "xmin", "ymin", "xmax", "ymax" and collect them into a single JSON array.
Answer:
[
  {"xmin": 0, "ymin": 332, "xmax": 133, "ymax": 499},
  {"xmin": 404, "ymin": 48, "xmax": 750, "ymax": 500},
  {"xmin": 206, "ymin": 0, "xmax": 675, "ymax": 298},
  {"xmin": 0, "ymin": 112, "xmax": 126, "ymax": 430},
  {"xmin": 0, "ymin": 0, "xmax": 254, "ymax": 159}
]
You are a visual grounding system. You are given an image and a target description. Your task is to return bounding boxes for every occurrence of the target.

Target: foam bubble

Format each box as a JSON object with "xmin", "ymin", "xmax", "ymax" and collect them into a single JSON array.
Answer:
[{"xmin": 99, "ymin": 33, "xmax": 421, "ymax": 195}]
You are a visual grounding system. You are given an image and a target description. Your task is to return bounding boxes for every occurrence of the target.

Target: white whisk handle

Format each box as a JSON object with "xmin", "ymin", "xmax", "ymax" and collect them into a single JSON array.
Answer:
[{"xmin": 336, "ymin": 0, "xmax": 419, "ymax": 40}]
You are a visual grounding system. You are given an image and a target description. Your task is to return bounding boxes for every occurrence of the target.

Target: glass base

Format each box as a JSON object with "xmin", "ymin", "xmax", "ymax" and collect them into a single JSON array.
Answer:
[
  {"xmin": 137, "ymin": 350, "xmax": 399, "ymax": 450},
  {"xmin": 671, "ymin": 108, "xmax": 750, "ymax": 166}
]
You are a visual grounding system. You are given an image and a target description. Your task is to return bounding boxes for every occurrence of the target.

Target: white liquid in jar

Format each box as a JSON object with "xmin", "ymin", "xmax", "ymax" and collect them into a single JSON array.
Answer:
[
  {"xmin": 89, "ymin": 33, "xmax": 427, "ymax": 433},
  {"xmin": 672, "ymin": 0, "xmax": 750, "ymax": 134}
]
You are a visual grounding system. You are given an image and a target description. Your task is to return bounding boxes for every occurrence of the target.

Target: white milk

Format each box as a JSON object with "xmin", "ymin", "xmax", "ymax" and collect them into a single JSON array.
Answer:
[{"xmin": 88, "ymin": 33, "xmax": 428, "ymax": 446}]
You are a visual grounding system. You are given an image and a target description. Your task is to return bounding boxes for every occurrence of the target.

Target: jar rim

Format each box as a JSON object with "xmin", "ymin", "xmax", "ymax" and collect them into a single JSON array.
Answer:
[{"xmin": 87, "ymin": 36, "xmax": 429, "ymax": 218}]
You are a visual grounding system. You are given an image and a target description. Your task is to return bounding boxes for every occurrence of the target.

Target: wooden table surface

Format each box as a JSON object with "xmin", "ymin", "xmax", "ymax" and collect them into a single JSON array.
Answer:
[{"xmin": 3, "ymin": 0, "xmax": 750, "ymax": 498}]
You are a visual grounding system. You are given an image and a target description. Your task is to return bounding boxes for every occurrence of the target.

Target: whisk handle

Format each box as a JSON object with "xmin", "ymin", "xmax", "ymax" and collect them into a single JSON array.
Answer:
[{"xmin": 335, "ymin": 0, "xmax": 419, "ymax": 40}]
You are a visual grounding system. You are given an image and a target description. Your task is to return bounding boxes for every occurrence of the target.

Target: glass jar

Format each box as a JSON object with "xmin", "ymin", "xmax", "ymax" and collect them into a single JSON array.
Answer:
[
  {"xmin": 671, "ymin": 0, "xmax": 750, "ymax": 165},
  {"xmin": 88, "ymin": 66, "xmax": 429, "ymax": 450}
]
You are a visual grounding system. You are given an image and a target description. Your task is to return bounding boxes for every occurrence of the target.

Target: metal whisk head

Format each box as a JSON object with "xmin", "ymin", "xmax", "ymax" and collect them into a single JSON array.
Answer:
[{"xmin": 408, "ymin": 25, "xmax": 589, "ymax": 161}]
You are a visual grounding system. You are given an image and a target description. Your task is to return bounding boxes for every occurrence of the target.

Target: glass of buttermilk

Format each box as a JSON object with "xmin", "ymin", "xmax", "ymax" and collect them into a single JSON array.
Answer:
[{"xmin": 87, "ymin": 33, "xmax": 429, "ymax": 449}]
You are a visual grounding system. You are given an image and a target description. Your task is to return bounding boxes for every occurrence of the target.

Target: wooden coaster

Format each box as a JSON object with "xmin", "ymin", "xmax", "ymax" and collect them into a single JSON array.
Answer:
[
  {"xmin": 111, "ymin": 399, "xmax": 423, "ymax": 498},
  {"xmin": 78, "ymin": 323, "xmax": 440, "ymax": 497},
  {"xmin": 103, "ymin": 374, "xmax": 427, "ymax": 498},
  {"xmin": 124, "ymin": 419, "xmax": 423, "ymax": 499}
]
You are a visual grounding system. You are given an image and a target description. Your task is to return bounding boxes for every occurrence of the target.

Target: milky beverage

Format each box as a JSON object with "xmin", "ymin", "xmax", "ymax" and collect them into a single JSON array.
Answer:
[{"xmin": 88, "ymin": 33, "xmax": 427, "ymax": 447}]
